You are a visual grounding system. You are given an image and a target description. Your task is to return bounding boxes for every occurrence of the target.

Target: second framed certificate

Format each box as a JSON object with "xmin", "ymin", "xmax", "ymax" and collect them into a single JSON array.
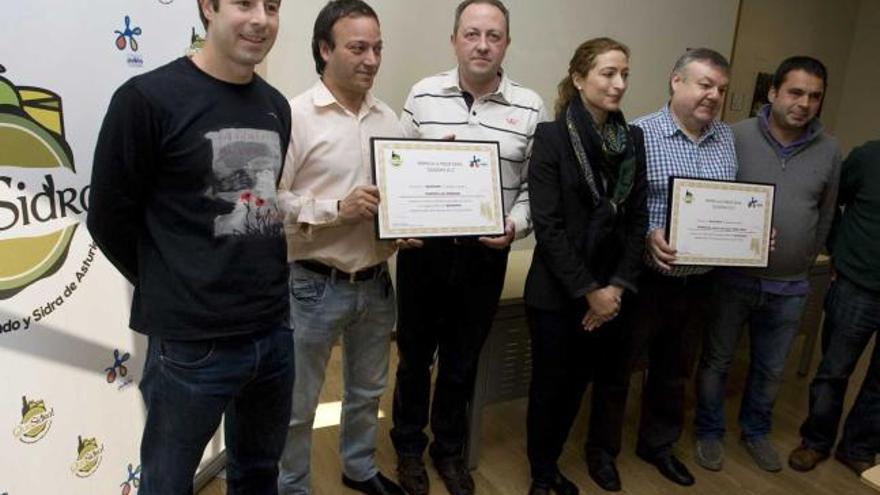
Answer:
[
  {"xmin": 371, "ymin": 138, "xmax": 505, "ymax": 239},
  {"xmin": 666, "ymin": 177, "xmax": 775, "ymax": 267}
]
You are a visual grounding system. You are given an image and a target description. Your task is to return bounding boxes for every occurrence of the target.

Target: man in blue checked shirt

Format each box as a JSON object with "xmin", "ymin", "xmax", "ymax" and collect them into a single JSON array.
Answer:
[{"xmin": 625, "ymin": 48, "xmax": 737, "ymax": 488}]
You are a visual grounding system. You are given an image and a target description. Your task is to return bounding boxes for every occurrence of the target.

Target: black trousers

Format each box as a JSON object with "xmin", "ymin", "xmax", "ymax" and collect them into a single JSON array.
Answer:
[
  {"xmin": 390, "ymin": 242, "xmax": 509, "ymax": 459},
  {"xmin": 526, "ymin": 298, "xmax": 634, "ymax": 484},
  {"xmin": 628, "ymin": 270, "xmax": 713, "ymax": 458}
]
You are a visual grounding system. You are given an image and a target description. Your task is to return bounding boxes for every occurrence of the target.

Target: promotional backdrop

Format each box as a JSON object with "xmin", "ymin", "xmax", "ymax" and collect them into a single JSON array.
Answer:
[{"xmin": 1, "ymin": 2, "xmax": 207, "ymax": 493}]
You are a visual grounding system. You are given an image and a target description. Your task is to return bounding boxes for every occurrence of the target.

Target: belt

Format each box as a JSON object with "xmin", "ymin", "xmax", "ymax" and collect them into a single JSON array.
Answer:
[
  {"xmin": 422, "ymin": 236, "xmax": 481, "ymax": 247},
  {"xmin": 646, "ymin": 269, "xmax": 709, "ymax": 287},
  {"xmin": 296, "ymin": 260, "xmax": 384, "ymax": 283}
]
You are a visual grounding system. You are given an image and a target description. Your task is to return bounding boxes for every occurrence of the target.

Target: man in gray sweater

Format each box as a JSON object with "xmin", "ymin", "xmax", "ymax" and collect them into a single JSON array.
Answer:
[{"xmin": 693, "ymin": 56, "xmax": 842, "ymax": 473}]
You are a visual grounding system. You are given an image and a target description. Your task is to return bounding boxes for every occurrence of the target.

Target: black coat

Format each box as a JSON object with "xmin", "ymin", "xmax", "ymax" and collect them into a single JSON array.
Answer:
[{"xmin": 523, "ymin": 115, "xmax": 649, "ymax": 310}]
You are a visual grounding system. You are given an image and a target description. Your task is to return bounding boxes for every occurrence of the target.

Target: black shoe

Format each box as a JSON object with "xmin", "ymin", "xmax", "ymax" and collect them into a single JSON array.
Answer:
[
  {"xmin": 528, "ymin": 473, "xmax": 578, "ymax": 495},
  {"xmin": 397, "ymin": 455, "xmax": 429, "ymax": 495},
  {"xmin": 432, "ymin": 455, "xmax": 475, "ymax": 495},
  {"xmin": 528, "ymin": 484, "xmax": 551, "ymax": 495},
  {"xmin": 637, "ymin": 452, "xmax": 695, "ymax": 486},
  {"xmin": 342, "ymin": 472, "xmax": 405, "ymax": 495},
  {"xmin": 528, "ymin": 472, "xmax": 578, "ymax": 495},
  {"xmin": 548, "ymin": 472, "xmax": 579, "ymax": 495},
  {"xmin": 587, "ymin": 456, "xmax": 621, "ymax": 492}
]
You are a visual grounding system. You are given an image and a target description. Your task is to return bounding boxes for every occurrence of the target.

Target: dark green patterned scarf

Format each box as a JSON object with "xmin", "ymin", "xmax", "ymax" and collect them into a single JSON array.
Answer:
[{"xmin": 565, "ymin": 99, "xmax": 636, "ymax": 209}]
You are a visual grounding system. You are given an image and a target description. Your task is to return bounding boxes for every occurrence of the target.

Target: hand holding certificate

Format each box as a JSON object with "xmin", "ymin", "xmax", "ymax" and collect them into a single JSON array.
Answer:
[
  {"xmin": 371, "ymin": 138, "xmax": 505, "ymax": 239},
  {"xmin": 666, "ymin": 177, "xmax": 775, "ymax": 267}
]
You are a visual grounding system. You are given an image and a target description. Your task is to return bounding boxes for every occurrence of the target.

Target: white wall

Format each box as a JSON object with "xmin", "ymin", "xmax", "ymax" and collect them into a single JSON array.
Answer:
[
  {"xmin": 266, "ymin": 0, "xmax": 739, "ymax": 120},
  {"xmin": 725, "ymin": 0, "xmax": 861, "ymax": 131},
  {"xmin": 833, "ymin": 0, "xmax": 880, "ymax": 152}
]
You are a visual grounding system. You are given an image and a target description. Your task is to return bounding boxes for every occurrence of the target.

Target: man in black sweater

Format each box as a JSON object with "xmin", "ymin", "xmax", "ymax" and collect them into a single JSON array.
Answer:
[
  {"xmin": 790, "ymin": 139, "xmax": 880, "ymax": 477},
  {"xmin": 88, "ymin": 1, "xmax": 293, "ymax": 493}
]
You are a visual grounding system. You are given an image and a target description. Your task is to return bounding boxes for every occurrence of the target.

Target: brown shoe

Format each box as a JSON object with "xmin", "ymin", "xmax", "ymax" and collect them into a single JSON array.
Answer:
[
  {"xmin": 433, "ymin": 455, "xmax": 474, "ymax": 495},
  {"xmin": 789, "ymin": 445, "xmax": 829, "ymax": 472},
  {"xmin": 835, "ymin": 452, "xmax": 875, "ymax": 476}
]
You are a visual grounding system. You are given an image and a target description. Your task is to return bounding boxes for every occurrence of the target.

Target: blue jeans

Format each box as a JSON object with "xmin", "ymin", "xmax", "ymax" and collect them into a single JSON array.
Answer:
[
  {"xmin": 695, "ymin": 280, "xmax": 807, "ymax": 439},
  {"xmin": 279, "ymin": 262, "xmax": 396, "ymax": 494},
  {"xmin": 800, "ymin": 275, "xmax": 880, "ymax": 461},
  {"xmin": 139, "ymin": 325, "xmax": 294, "ymax": 495}
]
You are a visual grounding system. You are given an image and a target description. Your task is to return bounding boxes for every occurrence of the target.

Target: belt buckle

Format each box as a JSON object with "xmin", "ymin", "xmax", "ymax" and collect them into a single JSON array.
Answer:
[{"xmin": 348, "ymin": 270, "xmax": 358, "ymax": 284}]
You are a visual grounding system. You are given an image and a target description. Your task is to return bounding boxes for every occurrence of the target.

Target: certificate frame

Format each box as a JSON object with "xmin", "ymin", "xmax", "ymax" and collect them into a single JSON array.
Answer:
[
  {"xmin": 370, "ymin": 137, "xmax": 506, "ymax": 239},
  {"xmin": 665, "ymin": 177, "xmax": 775, "ymax": 267}
]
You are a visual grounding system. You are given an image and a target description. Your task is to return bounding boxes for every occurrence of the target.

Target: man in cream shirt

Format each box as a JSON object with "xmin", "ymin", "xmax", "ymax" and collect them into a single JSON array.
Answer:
[{"xmin": 276, "ymin": 1, "xmax": 405, "ymax": 494}]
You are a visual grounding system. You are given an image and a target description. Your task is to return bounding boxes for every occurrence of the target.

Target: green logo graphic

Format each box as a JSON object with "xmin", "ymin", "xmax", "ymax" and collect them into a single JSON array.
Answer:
[
  {"xmin": 70, "ymin": 435, "xmax": 104, "ymax": 478},
  {"xmin": 187, "ymin": 27, "xmax": 206, "ymax": 56},
  {"xmin": 0, "ymin": 67, "xmax": 81, "ymax": 300},
  {"xmin": 12, "ymin": 395, "xmax": 54, "ymax": 444}
]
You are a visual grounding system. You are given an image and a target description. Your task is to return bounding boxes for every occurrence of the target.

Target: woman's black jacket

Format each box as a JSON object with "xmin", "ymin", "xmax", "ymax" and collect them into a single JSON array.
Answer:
[{"xmin": 523, "ymin": 115, "xmax": 649, "ymax": 310}]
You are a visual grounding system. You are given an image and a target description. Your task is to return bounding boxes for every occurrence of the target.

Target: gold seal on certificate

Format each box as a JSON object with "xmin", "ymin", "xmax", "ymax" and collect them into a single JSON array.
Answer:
[
  {"xmin": 667, "ymin": 177, "xmax": 775, "ymax": 267},
  {"xmin": 371, "ymin": 138, "xmax": 505, "ymax": 239}
]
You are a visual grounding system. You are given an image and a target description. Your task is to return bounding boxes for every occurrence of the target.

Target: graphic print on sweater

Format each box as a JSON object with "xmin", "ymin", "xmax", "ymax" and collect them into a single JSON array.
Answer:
[{"xmin": 205, "ymin": 128, "xmax": 283, "ymax": 238}]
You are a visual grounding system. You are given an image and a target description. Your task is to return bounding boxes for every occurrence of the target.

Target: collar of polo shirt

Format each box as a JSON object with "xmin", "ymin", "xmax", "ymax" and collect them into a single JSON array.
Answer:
[{"xmin": 441, "ymin": 67, "xmax": 512, "ymax": 105}]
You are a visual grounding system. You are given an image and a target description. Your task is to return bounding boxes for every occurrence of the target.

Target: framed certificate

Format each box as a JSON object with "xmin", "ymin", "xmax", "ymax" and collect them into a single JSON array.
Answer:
[
  {"xmin": 666, "ymin": 177, "xmax": 775, "ymax": 267},
  {"xmin": 371, "ymin": 138, "xmax": 505, "ymax": 239}
]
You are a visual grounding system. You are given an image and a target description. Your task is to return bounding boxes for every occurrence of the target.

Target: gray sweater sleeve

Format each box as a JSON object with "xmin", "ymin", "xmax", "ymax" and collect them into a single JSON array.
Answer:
[{"xmin": 813, "ymin": 148, "xmax": 843, "ymax": 258}]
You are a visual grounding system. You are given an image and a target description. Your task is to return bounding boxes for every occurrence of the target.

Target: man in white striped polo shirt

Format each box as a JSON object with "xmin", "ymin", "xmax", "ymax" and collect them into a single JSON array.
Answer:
[{"xmin": 389, "ymin": 2, "xmax": 547, "ymax": 495}]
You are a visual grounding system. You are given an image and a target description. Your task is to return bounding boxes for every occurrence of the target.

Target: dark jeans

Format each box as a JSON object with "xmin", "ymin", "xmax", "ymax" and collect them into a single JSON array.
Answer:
[
  {"xmin": 139, "ymin": 325, "xmax": 294, "ymax": 495},
  {"xmin": 800, "ymin": 275, "xmax": 880, "ymax": 462},
  {"xmin": 391, "ymin": 242, "xmax": 508, "ymax": 460},
  {"xmin": 526, "ymin": 300, "xmax": 633, "ymax": 484},
  {"xmin": 627, "ymin": 270, "xmax": 713, "ymax": 458},
  {"xmin": 695, "ymin": 280, "xmax": 807, "ymax": 439}
]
